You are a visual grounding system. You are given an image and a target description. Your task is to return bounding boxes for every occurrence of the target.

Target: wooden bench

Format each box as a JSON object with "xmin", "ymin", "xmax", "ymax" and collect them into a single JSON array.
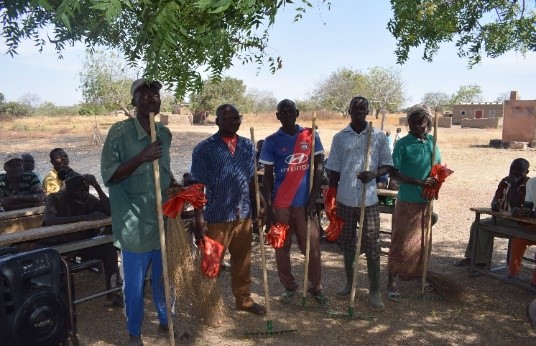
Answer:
[
  {"xmin": 469, "ymin": 207, "xmax": 536, "ymax": 292},
  {"xmin": 0, "ymin": 206, "xmax": 45, "ymax": 235},
  {"xmin": 0, "ymin": 218, "xmax": 111, "ymax": 247}
]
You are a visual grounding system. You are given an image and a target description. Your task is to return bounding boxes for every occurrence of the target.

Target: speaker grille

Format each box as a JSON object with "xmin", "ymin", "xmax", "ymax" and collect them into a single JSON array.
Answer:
[{"xmin": 1, "ymin": 276, "xmax": 14, "ymax": 316}]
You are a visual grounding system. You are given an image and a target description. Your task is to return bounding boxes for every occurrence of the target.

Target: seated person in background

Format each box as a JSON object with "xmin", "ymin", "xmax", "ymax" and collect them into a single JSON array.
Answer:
[
  {"xmin": 455, "ymin": 158, "xmax": 529, "ymax": 268},
  {"xmin": 256, "ymin": 139, "xmax": 265, "ymax": 170},
  {"xmin": 0, "ymin": 153, "xmax": 45, "ymax": 211},
  {"xmin": 529, "ymin": 298, "xmax": 536, "ymax": 329},
  {"xmin": 21, "ymin": 152, "xmax": 42, "ymax": 183},
  {"xmin": 508, "ymin": 177, "xmax": 536, "ymax": 286},
  {"xmin": 41, "ymin": 170, "xmax": 122, "ymax": 307},
  {"xmin": 43, "ymin": 148, "xmax": 70, "ymax": 195}
]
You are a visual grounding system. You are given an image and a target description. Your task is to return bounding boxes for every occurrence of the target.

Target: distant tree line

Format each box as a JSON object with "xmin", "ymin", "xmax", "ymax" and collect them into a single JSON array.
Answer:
[{"xmin": 0, "ymin": 50, "xmax": 507, "ymax": 121}]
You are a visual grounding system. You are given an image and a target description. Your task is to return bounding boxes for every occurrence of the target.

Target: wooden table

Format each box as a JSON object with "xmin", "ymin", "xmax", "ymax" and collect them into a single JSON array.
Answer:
[
  {"xmin": 0, "ymin": 206, "xmax": 45, "ymax": 234},
  {"xmin": 469, "ymin": 207, "xmax": 536, "ymax": 292},
  {"xmin": 0, "ymin": 218, "xmax": 111, "ymax": 247}
]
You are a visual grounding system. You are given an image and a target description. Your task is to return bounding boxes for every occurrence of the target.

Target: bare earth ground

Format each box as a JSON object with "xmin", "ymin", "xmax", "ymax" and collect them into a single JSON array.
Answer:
[{"xmin": 1, "ymin": 114, "xmax": 536, "ymax": 345}]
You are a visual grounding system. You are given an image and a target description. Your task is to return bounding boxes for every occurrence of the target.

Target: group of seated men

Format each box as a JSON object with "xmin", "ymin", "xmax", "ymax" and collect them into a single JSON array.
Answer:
[{"xmin": 0, "ymin": 149, "xmax": 122, "ymax": 307}]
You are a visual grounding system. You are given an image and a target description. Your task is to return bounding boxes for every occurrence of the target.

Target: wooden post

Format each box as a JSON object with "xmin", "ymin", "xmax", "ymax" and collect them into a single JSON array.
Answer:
[{"xmin": 149, "ymin": 112, "xmax": 175, "ymax": 345}]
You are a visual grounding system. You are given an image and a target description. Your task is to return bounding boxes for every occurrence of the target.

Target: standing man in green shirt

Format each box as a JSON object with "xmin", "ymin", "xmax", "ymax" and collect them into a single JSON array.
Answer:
[{"xmin": 101, "ymin": 79, "xmax": 179, "ymax": 346}]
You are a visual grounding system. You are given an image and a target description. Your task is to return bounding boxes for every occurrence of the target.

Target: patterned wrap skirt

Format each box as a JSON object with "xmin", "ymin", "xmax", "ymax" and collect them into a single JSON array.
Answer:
[{"xmin": 388, "ymin": 200, "xmax": 432, "ymax": 280}]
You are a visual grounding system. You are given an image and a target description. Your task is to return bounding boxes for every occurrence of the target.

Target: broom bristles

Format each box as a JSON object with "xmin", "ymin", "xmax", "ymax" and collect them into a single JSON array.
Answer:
[
  {"xmin": 166, "ymin": 216, "xmax": 224, "ymax": 324},
  {"xmin": 426, "ymin": 270, "xmax": 466, "ymax": 300}
]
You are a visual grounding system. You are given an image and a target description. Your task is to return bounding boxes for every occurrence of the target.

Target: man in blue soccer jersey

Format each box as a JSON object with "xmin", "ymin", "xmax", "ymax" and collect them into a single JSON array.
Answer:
[{"xmin": 260, "ymin": 99, "xmax": 328, "ymax": 305}]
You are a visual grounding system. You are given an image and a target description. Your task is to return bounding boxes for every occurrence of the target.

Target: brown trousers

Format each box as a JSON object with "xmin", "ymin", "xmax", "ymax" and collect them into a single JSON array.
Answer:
[
  {"xmin": 207, "ymin": 218, "xmax": 254, "ymax": 309},
  {"xmin": 274, "ymin": 207, "xmax": 322, "ymax": 293}
]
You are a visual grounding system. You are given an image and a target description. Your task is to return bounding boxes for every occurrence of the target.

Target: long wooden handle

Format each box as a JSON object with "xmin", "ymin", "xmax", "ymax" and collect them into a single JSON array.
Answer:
[
  {"xmin": 349, "ymin": 122, "xmax": 373, "ymax": 312},
  {"xmin": 302, "ymin": 114, "xmax": 317, "ymax": 305},
  {"xmin": 250, "ymin": 127, "xmax": 272, "ymax": 332},
  {"xmin": 149, "ymin": 112, "xmax": 175, "ymax": 345},
  {"xmin": 421, "ymin": 113, "xmax": 438, "ymax": 294}
]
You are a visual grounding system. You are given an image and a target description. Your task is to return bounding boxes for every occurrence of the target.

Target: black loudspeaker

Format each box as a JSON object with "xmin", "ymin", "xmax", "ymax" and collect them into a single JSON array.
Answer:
[{"xmin": 0, "ymin": 248, "xmax": 69, "ymax": 346}]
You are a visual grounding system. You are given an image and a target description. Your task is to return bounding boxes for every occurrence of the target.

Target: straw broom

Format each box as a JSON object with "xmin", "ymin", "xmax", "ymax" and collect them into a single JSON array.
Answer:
[{"xmin": 165, "ymin": 216, "xmax": 223, "ymax": 325}]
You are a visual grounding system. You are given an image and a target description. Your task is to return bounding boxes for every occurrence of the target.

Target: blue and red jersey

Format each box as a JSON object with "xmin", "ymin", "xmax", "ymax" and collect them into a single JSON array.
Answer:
[{"xmin": 259, "ymin": 125, "xmax": 323, "ymax": 208}]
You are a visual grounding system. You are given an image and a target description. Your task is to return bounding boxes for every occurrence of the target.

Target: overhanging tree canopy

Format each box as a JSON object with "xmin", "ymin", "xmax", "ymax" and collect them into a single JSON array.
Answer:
[
  {"xmin": 389, "ymin": 0, "xmax": 536, "ymax": 66},
  {"xmin": 1, "ymin": 0, "xmax": 330, "ymax": 99}
]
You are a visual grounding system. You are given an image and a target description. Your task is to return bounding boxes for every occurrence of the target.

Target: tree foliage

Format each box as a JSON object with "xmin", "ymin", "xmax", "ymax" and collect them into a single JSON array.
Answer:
[
  {"xmin": 1, "ymin": 0, "xmax": 330, "ymax": 99},
  {"xmin": 366, "ymin": 66, "xmax": 405, "ymax": 118},
  {"xmin": 311, "ymin": 68, "xmax": 368, "ymax": 117},
  {"xmin": 244, "ymin": 88, "xmax": 277, "ymax": 114},
  {"xmin": 495, "ymin": 92, "xmax": 510, "ymax": 102},
  {"xmin": 422, "ymin": 91, "xmax": 451, "ymax": 114},
  {"xmin": 389, "ymin": 0, "xmax": 536, "ymax": 67},
  {"xmin": 0, "ymin": 102, "xmax": 32, "ymax": 117},
  {"xmin": 79, "ymin": 49, "xmax": 135, "ymax": 115},
  {"xmin": 189, "ymin": 77, "xmax": 248, "ymax": 115},
  {"xmin": 450, "ymin": 84, "xmax": 482, "ymax": 104},
  {"xmin": 0, "ymin": 92, "xmax": 4, "ymax": 104},
  {"xmin": 18, "ymin": 93, "xmax": 41, "ymax": 109}
]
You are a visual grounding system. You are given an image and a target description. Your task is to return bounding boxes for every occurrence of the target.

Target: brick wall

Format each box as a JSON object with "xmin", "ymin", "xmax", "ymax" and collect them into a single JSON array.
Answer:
[{"xmin": 461, "ymin": 117, "xmax": 502, "ymax": 128}]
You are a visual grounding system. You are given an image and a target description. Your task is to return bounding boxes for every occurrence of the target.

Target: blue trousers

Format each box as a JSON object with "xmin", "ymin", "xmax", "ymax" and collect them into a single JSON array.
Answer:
[{"xmin": 122, "ymin": 249, "xmax": 167, "ymax": 337}]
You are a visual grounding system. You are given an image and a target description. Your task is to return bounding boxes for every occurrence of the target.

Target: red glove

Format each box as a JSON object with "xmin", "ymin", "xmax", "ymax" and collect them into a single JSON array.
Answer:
[
  {"xmin": 422, "ymin": 164, "xmax": 454, "ymax": 200},
  {"xmin": 322, "ymin": 186, "xmax": 344, "ymax": 241},
  {"xmin": 266, "ymin": 222, "xmax": 289, "ymax": 249},
  {"xmin": 162, "ymin": 183, "xmax": 207, "ymax": 218},
  {"xmin": 323, "ymin": 187, "xmax": 338, "ymax": 221},
  {"xmin": 200, "ymin": 236, "xmax": 223, "ymax": 278}
]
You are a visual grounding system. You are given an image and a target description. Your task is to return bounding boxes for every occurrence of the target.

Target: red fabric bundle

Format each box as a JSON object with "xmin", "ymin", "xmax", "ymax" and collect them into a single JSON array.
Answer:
[
  {"xmin": 162, "ymin": 183, "xmax": 207, "ymax": 218},
  {"xmin": 323, "ymin": 186, "xmax": 345, "ymax": 241},
  {"xmin": 266, "ymin": 222, "xmax": 289, "ymax": 249},
  {"xmin": 200, "ymin": 236, "xmax": 224, "ymax": 278},
  {"xmin": 422, "ymin": 164, "xmax": 454, "ymax": 200}
]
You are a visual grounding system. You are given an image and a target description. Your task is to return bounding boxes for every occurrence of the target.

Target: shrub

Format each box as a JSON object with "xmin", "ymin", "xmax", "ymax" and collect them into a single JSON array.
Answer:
[{"xmin": 0, "ymin": 101, "xmax": 32, "ymax": 117}]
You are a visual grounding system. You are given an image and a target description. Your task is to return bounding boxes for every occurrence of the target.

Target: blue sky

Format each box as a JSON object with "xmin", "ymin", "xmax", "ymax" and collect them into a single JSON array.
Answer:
[{"xmin": 1, "ymin": 1, "xmax": 535, "ymax": 107}]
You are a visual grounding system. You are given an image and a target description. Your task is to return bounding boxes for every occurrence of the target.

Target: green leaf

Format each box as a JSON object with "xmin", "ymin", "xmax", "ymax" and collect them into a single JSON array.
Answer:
[{"xmin": 59, "ymin": 13, "xmax": 71, "ymax": 31}]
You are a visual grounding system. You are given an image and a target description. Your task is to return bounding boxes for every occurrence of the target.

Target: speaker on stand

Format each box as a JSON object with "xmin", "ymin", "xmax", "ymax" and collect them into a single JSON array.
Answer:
[{"xmin": 0, "ymin": 248, "xmax": 69, "ymax": 346}]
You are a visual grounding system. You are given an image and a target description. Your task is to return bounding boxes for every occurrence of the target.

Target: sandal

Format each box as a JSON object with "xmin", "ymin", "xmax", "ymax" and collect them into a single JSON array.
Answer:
[
  {"xmin": 239, "ymin": 302, "xmax": 266, "ymax": 316},
  {"xmin": 279, "ymin": 290, "xmax": 297, "ymax": 304},
  {"xmin": 387, "ymin": 290, "xmax": 402, "ymax": 302},
  {"xmin": 312, "ymin": 290, "xmax": 330, "ymax": 306},
  {"xmin": 104, "ymin": 293, "xmax": 124, "ymax": 307}
]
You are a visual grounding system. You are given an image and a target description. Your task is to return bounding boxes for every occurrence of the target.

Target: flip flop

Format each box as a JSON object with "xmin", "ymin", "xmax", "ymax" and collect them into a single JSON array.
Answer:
[{"xmin": 387, "ymin": 290, "xmax": 402, "ymax": 302}]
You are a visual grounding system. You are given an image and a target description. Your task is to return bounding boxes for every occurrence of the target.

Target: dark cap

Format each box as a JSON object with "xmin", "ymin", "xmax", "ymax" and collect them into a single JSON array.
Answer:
[
  {"xmin": 131, "ymin": 79, "xmax": 162, "ymax": 97},
  {"xmin": 4, "ymin": 153, "xmax": 23, "ymax": 165}
]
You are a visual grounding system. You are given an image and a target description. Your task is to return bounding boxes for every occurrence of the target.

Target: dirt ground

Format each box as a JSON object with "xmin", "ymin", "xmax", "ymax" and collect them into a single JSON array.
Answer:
[{"xmin": 1, "ymin": 115, "xmax": 536, "ymax": 345}]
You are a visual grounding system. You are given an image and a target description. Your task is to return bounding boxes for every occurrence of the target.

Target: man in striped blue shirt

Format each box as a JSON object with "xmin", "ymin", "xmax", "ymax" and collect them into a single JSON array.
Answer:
[{"xmin": 190, "ymin": 104, "xmax": 266, "ymax": 317}]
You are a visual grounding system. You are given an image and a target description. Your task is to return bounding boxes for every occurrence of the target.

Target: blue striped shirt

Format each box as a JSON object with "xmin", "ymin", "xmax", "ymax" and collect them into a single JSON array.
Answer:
[{"xmin": 190, "ymin": 133, "xmax": 254, "ymax": 223}]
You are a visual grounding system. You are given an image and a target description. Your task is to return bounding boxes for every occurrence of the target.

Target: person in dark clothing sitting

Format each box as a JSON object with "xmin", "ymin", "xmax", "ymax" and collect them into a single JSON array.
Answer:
[{"xmin": 42, "ymin": 170, "xmax": 122, "ymax": 307}]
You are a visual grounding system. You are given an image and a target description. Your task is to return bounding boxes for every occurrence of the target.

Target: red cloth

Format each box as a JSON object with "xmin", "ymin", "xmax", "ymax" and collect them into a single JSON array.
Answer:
[
  {"xmin": 162, "ymin": 183, "xmax": 207, "ymax": 218},
  {"xmin": 323, "ymin": 186, "xmax": 344, "ymax": 241},
  {"xmin": 422, "ymin": 164, "xmax": 454, "ymax": 200},
  {"xmin": 266, "ymin": 222, "xmax": 289, "ymax": 248},
  {"xmin": 200, "ymin": 236, "xmax": 224, "ymax": 278}
]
